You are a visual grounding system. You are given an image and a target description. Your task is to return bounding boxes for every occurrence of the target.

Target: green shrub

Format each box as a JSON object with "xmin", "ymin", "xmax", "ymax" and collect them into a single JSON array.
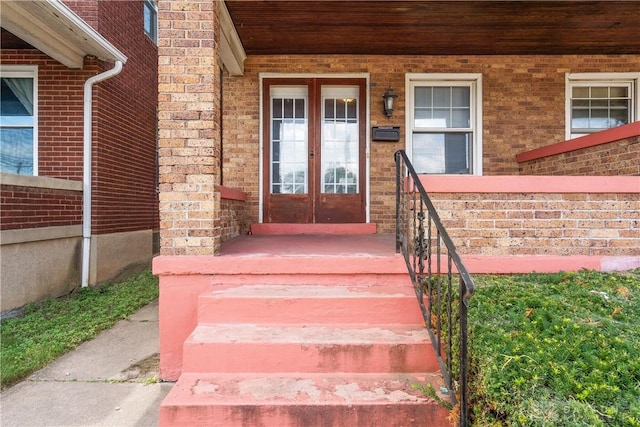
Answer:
[{"xmin": 468, "ymin": 270, "xmax": 640, "ymax": 426}]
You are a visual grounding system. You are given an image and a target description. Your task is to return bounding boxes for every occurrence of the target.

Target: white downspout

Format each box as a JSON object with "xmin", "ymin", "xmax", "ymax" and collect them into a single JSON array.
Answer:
[{"xmin": 82, "ymin": 61, "xmax": 123, "ymax": 287}]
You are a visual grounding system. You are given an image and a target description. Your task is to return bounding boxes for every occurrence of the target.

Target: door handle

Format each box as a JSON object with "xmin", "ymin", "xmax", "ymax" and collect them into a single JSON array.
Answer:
[{"xmin": 309, "ymin": 150, "xmax": 314, "ymax": 158}]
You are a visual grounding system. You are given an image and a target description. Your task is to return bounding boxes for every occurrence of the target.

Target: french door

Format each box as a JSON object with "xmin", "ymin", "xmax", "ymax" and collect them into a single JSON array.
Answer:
[{"xmin": 262, "ymin": 78, "xmax": 366, "ymax": 223}]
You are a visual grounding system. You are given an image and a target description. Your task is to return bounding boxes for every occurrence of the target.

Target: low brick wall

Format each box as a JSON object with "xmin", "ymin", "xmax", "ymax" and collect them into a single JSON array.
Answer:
[
  {"xmin": 1, "ymin": 185, "xmax": 82, "ymax": 230},
  {"xmin": 218, "ymin": 186, "xmax": 249, "ymax": 243},
  {"xmin": 431, "ymin": 192, "xmax": 638, "ymax": 257},
  {"xmin": 1, "ymin": 175, "xmax": 82, "ymax": 231},
  {"xmin": 519, "ymin": 136, "xmax": 640, "ymax": 176},
  {"xmin": 517, "ymin": 122, "xmax": 640, "ymax": 176},
  {"xmin": 419, "ymin": 176, "xmax": 639, "ymax": 258},
  {"xmin": 220, "ymin": 197, "xmax": 249, "ymax": 241}
]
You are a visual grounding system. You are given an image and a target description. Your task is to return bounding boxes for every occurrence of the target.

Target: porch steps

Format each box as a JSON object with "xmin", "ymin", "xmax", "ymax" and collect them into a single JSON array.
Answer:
[{"xmin": 160, "ymin": 272, "xmax": 452, "ymax": 426}]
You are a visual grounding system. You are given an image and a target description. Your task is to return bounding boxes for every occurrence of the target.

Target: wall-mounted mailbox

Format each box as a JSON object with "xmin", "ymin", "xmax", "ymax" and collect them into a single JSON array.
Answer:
[{"xmin": 372, "ymin": 126, "xmax": 400, "ymax": 142}]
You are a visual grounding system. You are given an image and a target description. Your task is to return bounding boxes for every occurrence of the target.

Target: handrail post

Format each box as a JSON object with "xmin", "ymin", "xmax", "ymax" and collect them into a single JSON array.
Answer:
[{"xmin": 459, "ymin": 276, "xmax": 470, "ymax": 427}]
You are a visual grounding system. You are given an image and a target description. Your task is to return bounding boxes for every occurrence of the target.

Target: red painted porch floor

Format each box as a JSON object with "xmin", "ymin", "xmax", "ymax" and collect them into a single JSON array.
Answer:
[
  {"xmin": 219, "ymin": 233, "xmax": 398, "ymax": 258},
  {"xmin": 216, "ymin": 231, "xmax": 640, "ymax": 274}
]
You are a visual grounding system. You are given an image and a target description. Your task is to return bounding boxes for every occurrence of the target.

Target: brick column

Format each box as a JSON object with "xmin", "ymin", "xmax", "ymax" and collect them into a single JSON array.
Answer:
[{"xmin": 157, "ymin": 0, "xmax": 221, "ymax": 255}]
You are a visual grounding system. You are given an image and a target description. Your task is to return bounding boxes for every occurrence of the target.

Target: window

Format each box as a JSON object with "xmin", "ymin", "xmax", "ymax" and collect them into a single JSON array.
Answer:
[
  {"xmin": 143, "ymin": 0, "xmax": 158, "ymax": 44},
  {"xmin": 406, "ymin": 74, "xmax": 482, "ymax": 175},
  {"xmin": 566, "ymin": 73, "xmax": 639, "ymax": 139},
  {"xmin": 0, "ymin": 66, "xmax": 37, "ymax": 176}
]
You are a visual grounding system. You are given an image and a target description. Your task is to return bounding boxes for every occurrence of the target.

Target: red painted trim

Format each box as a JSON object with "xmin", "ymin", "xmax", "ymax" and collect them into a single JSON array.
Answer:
[
  {"xmin": 516, "ymin": 121, "xmax": 640, "ymax": 163},
  {"xmin": 461, "ymin": 255, "xmax": 640, "ymax": 274},
  {"xmin": 153, "ymin": 254, "xmax": 407, "ymax": 276},
  {"xmin": 219, "ymin": 186, "xmax": 246, "ymax": 201},
  {"xmin": 417, "ymin": 175, "xmax": 640, "ymax": 193},
  {"xmin": 251, "ymin": 223, "xmax": 377, "ymax": 235},
  {"xmin": 153, "ymin": 254, "xmax": 640, "ymax": 276}
]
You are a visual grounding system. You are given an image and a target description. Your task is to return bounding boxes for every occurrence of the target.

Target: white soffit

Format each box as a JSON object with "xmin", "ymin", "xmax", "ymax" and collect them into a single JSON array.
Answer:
[
  {"xmin": 0, "ymin": 0, "xmax": 127, "ymax": 69},
  {"xmin": 220, "ymin": 1, "xmax": 246, "ymax": 76}
]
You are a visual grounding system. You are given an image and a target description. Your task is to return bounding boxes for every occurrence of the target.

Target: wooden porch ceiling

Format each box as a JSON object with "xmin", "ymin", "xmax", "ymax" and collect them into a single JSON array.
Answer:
[{"xmin": 224, "ymin": 1, "xmax": 640, "ymax": 55}]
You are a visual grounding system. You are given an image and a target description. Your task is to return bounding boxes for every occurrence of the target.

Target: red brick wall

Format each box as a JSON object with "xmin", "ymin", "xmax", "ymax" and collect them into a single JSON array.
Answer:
[
  {"xmin": 519, "ymin": 136, "xmax": 640, "ymax": 176},
  {"xmin": 90, "ymin": 1, "xmax": 159, "ymax": 234},
  {"xmin": 222, "ymin": 54, "xmax": 639, "ymax": 232},
  {"xmin": 62, "ymin": 0, "xmax": 98, "ymax": 28},
  {"xmin": 1, "ymin": 1, "xmax": 158, "ymax": 234},
  {"xmin": 0, "ymin": 185, "xmax": 82, "ymax": 230}
]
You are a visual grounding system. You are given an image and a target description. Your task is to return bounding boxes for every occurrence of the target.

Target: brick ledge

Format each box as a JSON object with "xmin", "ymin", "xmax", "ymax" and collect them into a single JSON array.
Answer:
[
  {"xmin": 516, "ymin": 121, "xmax": 640, "ymax": 163},
  {"xmin": 417, "ymin": 175, "xmax": 639, "ymax": 193}
]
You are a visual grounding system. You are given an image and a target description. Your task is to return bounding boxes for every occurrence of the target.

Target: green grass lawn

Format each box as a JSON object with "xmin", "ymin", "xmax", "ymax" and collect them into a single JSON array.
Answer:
[
  {"xmin": 0, "ymin": 270, "xmax": 159, "ymax": 389},
  {"xmin": 469, "ymin": 269, "xmax": 640, "ymax": 426}
]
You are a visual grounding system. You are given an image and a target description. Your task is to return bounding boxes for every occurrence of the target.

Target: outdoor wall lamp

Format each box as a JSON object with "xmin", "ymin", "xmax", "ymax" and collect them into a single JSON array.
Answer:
[{"xmin": 382, "ymin": 87, "xmax": 398, "ymax": 117}]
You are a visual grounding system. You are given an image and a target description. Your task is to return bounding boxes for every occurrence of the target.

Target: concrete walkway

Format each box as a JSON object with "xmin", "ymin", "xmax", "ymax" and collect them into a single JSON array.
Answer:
[{"xmin": 0, "ymin": 300, "xmax": 172, "ymax": 427}]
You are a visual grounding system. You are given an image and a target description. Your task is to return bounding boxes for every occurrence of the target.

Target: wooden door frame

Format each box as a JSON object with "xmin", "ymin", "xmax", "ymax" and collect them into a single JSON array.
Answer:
[{"xmin": 258, "ymin": 73, "xmax": 371, "ymax": 224}]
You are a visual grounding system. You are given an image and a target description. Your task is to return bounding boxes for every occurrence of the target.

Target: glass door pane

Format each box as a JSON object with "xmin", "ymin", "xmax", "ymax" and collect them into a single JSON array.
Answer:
[
  {"xmin": 270, "ymin": 87, "xmax": 308, "ymax": 194},
  {"xmin": 321, "ymin": 86, "xmax": 359, "ymax": 194}
]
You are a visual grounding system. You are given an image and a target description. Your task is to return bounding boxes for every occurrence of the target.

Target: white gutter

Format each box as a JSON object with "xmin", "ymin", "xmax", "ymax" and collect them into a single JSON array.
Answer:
[{"xmin": 81, "ymin": 61, "xmax": 123, "ymax": 287}]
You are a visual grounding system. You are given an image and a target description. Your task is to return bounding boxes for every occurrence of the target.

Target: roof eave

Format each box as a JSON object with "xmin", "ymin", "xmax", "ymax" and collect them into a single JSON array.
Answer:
[
  {"xmin": 0, "ymin": 0, "xmax": 127, "ymax": 69},
  {"xmin": 220, "ymin": 1, "xmax": 246, "ymax": 76}
]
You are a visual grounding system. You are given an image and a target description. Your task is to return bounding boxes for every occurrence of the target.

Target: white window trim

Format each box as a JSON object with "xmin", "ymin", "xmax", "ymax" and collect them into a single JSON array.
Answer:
[
  {"xmin": 0, "ymin": 65, "xmax": 38, "ymax": 176},
  {"xmin": 565, "ymin": 72, "xmax": 640, "ymax": 140},
  {"xmin": 405, "ymin": 73, "xmax": 483, "ymax": 176}
]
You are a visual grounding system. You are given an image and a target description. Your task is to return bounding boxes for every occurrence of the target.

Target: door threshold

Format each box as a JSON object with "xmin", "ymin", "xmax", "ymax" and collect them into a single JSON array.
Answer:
[{"xmin": 250, "ymin": 223, "xmax": 377, "ymax": 235}]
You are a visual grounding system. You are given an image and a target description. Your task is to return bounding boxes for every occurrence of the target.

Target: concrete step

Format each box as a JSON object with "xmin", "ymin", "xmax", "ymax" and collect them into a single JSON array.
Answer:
[
  {"xmin": 250, "ymin": 223, "xmax": 377, "ymax": 235},
  {"xmin": 182, "ymin": 324, "xmax": 438, "ymax": 374},
  {"xmin": 198, "ymin": 284, "xmax": 423, "ymax": 325},
  {"xmin": 160, "ymin": 372, "xmax": 452, "ymax": 427}
]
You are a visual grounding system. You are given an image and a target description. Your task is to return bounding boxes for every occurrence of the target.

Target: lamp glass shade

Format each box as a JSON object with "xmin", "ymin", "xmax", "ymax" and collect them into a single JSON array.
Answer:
[{"xmin": 383, "ymin": 88, "xmax": 397, "ymax": 117}]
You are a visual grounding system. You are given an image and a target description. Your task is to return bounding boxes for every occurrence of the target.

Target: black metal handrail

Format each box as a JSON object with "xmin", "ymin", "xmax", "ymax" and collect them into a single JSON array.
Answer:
[{"xmin": 394, "ymin": 150, "xmax": 475, "ymax": 427}]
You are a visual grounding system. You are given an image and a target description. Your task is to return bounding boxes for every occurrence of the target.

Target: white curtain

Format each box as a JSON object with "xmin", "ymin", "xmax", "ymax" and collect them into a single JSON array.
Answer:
[
  {"xmin": 1, "ymin": 77, "xmax": 34, "ymax": 174},
  {"xmin": 2, "ymin": 77, "xmax": 34, "ymax": 115}
]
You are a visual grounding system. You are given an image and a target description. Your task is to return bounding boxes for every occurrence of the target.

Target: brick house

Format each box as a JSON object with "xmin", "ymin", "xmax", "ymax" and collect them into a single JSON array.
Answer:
[
  {"xmin": 0, "ymin": 0, "xmax": 159, "ymax": 314},
  {"xmin": 155, "ymin": 1, "xmax": 639, "ymax": 257},
  {"xmin": 153, "ymin": 2, "xmax": 639, "ymax": 425}
]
